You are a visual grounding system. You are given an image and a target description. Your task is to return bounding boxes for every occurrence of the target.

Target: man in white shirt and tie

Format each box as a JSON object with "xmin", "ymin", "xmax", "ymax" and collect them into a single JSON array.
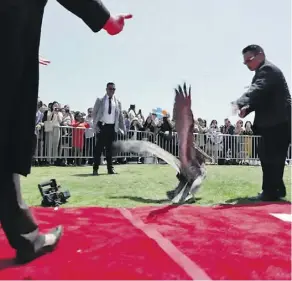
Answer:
[{"xmin": 92, "ymin": 82, "xmax": 125, "ymax": 175}]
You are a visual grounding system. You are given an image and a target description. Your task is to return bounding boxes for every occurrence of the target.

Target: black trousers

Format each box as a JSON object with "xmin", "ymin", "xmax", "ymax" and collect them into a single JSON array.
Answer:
[
  {"xmin": 258, "ymin": 122, "xmax": 290, "ymax": 196},
  {"xmin": 93, "ymin": 123, "xmax": 116, "ymax": 171},
  {"xmin": 0, "ymin": 173, "xmax": 44, "ymax": 253}
]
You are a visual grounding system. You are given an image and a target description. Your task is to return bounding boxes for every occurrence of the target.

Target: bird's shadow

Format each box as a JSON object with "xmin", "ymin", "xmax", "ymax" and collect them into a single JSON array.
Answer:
[
  {"xmin": 216, "ymin": 196, "xmax": 291, "ymax": 209},
  {"xmin": 109, "ymin": 195, "xmax": 180, "ymax": 220},
  {"xmin": 0, "ymin": 257, "xmax": 17, "ymax": 271},
  {"xmin": 71, "ymin": 173, "xmax": 109, "ymax": 177},
  {"xmin": 108, "ymin": 196, "xmax": 186, "ymax": 220},
  {"xmin": 109, "ymin": 195, "xmax": 201, "ymax": 205},
  {"xmin": 143, "ymin": 198, "xmax": 202, "ymax": 221},
  {"xmin": 146, "ymin": 205, "xmax": 180, "ymax": 220},
  {"xmin": 109, "ymin": 195, "xmax": 170, "ymax": 204}
]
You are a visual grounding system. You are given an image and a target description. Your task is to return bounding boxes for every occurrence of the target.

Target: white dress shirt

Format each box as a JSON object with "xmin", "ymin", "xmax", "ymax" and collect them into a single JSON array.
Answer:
[{"xmin": 101, "ymin": 95, "xmax": 116, "ymax": 124}]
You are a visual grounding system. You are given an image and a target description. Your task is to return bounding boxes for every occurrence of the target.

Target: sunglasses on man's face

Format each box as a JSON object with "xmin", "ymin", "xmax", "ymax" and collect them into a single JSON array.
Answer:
[
  {"xmin": 243, "ymin": 56, "xmax": 255, "ymax": 65},
  {"xmin": 243, "ymin": 52, "xmax": 262, "ymax": 65},
  {"xmin": 108, "ymin": 88, "xmax": 116, "ymax": 91}
]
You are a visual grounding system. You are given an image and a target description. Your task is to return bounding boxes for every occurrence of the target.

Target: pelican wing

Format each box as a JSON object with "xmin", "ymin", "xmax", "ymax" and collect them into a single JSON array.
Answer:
[
  {"xmin": 173, "ymin": 83, "xmax": 195, "ymax": 168},
  {"xmin": 194, "ymin": 143, "xmax": 214, "ymax": 163},
  {"xmin": 113, "ymin": 140, "xmax": 181, "ymax": 173}
]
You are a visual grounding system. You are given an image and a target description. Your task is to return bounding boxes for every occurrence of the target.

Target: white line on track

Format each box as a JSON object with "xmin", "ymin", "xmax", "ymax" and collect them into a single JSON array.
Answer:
[{"xmin": 119, "ymin": 208, "xmax": 211, "ymax": 280}]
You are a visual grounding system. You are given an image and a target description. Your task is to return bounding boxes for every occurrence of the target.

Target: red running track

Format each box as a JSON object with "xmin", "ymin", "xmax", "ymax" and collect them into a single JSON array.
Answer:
[{"xmin": 0, "ymin": 202, "xmax": 291, "ymax": 280}]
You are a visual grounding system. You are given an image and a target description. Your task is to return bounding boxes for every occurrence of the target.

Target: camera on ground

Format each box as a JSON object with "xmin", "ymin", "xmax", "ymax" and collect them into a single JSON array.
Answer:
[{"xmin": 38, "ymin": 179, "xmax": 71, "ymax": 207}]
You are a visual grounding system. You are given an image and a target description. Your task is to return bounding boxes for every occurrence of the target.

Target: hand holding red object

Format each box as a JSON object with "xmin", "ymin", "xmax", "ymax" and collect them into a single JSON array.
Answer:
[
  {"xmin": 103, "ymin": 14, "xmax": 133, "ymax": 36},
  {"xmin": 239, "ymin": 106, "xmax": 249, "ymax": 118}
]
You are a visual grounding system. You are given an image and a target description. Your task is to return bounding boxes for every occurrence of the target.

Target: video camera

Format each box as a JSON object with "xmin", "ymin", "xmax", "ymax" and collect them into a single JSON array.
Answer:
[{"xmin": 38, "ymin": 179, "xmax": 71, "ymax": 207}]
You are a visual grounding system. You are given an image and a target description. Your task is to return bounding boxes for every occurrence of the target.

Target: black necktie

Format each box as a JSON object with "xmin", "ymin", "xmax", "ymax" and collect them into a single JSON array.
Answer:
[{"xmin": 108, "ymin": 97, "xmax": 112, "ymax": 114}]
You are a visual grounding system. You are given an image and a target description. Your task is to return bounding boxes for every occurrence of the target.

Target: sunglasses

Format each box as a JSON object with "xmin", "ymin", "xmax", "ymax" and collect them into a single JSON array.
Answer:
[
  {"xmin": 108, "ymin": 88, "xmax": 116, "ymax": 91},
  {"xmin": 243, "ymin": 56, "xmax": 255, "ymax": 65},
  {"xmin": 243, "ymin": 52, "xmax": 262, "ymax": 65}
]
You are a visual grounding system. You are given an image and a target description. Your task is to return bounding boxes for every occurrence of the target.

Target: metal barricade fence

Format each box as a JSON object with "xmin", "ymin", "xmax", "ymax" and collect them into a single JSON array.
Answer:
[{"xmin": 34, "ymin": 126, "xmax": 292, "ymax": 165}]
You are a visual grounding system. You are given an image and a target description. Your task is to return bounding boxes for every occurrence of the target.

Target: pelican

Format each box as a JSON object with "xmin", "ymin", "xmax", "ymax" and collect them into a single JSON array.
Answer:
[{"xmin": 113, "ymin": 83, "xmax": 213, "ymax": 204}]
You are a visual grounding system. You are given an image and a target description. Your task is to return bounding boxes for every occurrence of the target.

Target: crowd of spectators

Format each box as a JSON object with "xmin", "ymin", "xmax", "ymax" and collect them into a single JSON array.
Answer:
[{"xmin": 34, "ymin": 99, "xmax": 291, "ymax": 167}]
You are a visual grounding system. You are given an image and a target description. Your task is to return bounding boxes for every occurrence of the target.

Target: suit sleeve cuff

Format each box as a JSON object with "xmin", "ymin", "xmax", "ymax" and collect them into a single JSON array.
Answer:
[{"xmin": 58, "ymin": 0, "xmax": 111, "ymax": 33}]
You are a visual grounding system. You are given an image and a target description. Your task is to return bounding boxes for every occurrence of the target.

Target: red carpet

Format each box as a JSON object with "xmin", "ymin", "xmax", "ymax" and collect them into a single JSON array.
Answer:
[{"xmin": 0, "ymin": 203, "xmax": 291, "ymax": 280}]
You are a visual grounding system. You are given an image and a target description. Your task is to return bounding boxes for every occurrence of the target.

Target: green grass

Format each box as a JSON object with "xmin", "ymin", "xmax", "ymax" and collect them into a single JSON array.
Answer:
[{"xmin": 21, "ymin": 165, "xmax": 291, "ymax": 207}]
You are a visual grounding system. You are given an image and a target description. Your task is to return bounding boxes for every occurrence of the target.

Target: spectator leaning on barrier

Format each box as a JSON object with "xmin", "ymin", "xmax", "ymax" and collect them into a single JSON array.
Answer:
[
  {"xmin": 143, "ymin": 115, "xmax": 156, "ymax": 142},
  {"xmin": 157, "ymin": 114, "xmax": 175, "ymax": 154},
  {"xmin": 122, "ymin": 111, "xmax": 130, "ymax": 132},
  {"xmin": 83, "ymin": 108, "xmax": 95, "ymax": 165},
  {"xmin": 243, "ymin": 121, "xmax": 253, "ymax": 135},
  {"xmin": 206, "ymin": 120, "xmax": 221, "ymax": 161},
  {"xmin": 36, "ymin": 100, "xmax": 44, "ymax": 133},
  {"xmin": 220, "ymin": 118, "xmax": 235, "ymax": 160},
  {"xmin": 71, "ymin": 111, "xmax": 90, "ymax": 166},
  {"xmin": 194, "ymin": 118, "xmax": 208, "ymax": 150},
  {"xmin": 56, "ymin": 106, "xmax": 73, "ymax": 166},
  {"xmin": 129, "ymin": 117, "xmax": 143, "ymax": 140},
  {"xmin": 61, "ymin": 106, "xmax": 73, "ymax": 126},
  {"xmin": 128, "ymin": 117, "xmax": 144, "ymax": 163},
  {"xmin": 234, "ymin": 120, "xmax": 244, "ymax": 135},
  {"xmin": 151, "ymin": 112, "xmax": 159, "ymax": 126},
  {"xmin": 234, "ymin": 120, "xmax": 245, "ymax": 162},
  {"xmin": 136, "ymin": 109, "xmax": 145, "ymax": 125},
  {"xmin": 128, "ymin": 104, "xmax": 136, "ymax": 121},
  {"xmin": 242, "ymin": 121, "xmax": 256, "ymax": 164},
  {"xmin": 34, "ymin": 100, "xmax": 44, "ymax": 165},
  {"xmin": 44, "ymin": 102, "xmax": 63, "ymax": 164}
]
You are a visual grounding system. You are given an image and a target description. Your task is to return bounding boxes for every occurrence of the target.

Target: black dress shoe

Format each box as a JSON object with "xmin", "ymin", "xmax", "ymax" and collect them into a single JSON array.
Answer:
[
  {"xmin": 251, "ymin": 192, "xmax": 280, "ymax": 202},
  {"xmin": 108, "ymin": 169, "xmax": 117, "ymax": 174},
  {"xmin": 15, "ymin": 225, "xmax": 63, "ymax": 264},
  {"xmin": 278, "ymin": 189, "xmax": 286, "ymax": 198}
]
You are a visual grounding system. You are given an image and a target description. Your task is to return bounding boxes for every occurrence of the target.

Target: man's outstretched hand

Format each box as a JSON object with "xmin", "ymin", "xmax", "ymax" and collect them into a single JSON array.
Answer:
[
  {"xmin": 103, "ymin": 14, "xmax": 133, "ymax": 36},
  {"xmin": 238, "ymin": 106, "xmax": 249, "ymax": 118},
  {"xmin": 231, "ymin": 101, "xmax": 250, "ymax": 118}
]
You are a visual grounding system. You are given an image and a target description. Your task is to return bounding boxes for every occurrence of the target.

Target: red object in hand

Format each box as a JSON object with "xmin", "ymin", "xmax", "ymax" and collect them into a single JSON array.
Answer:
[{"xmin": 103, "ymin": 14, "xmax": 133, "ymax": 36}]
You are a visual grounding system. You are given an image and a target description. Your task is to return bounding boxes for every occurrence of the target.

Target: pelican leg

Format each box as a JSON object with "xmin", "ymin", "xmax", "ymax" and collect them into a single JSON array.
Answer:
[
  {"xmin": 190, "ymin": 176, "xmax": 204, "ymax": 195},
  {"xmin": 166, "ymin": 174, "xmax": 188, "ymax": 200},
  {"xmin": 172, "ymin": 174, "xmax": 206, "ymax": 204},
  {"xmin": 171, "ymin": 181, "xmax": 192, "ymax": 204},
  {"xmin": 166, "ymin": 189, "xmax": 176, "ymax": 200}
]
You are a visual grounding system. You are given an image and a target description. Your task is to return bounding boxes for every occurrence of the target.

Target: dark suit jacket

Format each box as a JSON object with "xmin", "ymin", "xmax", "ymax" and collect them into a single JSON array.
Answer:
[
  {"xmin": 235, "ymin": 60, "xmax": 291, "ymax": 130},
  {"xmin": 1, "ymin": 0, "xmax": 110, "ymax": 176}
]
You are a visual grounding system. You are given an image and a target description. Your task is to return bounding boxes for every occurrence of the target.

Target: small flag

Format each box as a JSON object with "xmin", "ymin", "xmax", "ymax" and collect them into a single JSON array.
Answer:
[{"xmin": 39, "ymin": 56, "xmax": 51, "ymax": 66}]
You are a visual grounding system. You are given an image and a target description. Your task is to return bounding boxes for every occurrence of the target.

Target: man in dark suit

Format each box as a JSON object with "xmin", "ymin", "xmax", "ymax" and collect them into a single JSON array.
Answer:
[
  {"xmin": 232, "ymin": 44, "xmax": 291, "ymax": 201},
  {"xmin": 92, "ymin": 82, "xmax": 125, "ymax": 175},
  {"xmin": 0, "ymin": 0, "xmax": 131, "ymax": 264}
]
